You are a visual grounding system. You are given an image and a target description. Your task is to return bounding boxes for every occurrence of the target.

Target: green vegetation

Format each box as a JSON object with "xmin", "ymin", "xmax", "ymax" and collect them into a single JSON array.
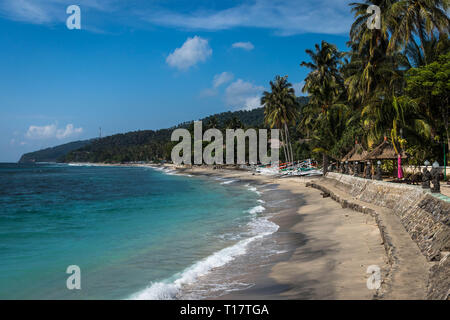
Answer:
[
  {"xmin": 264, "ymin": 0, "xmax": 449, "ymax": 170},
  {"xmin": 64, "ymin": 129, "xmax": 173, "ymax": 163},
  {"xmin": 20, "ymin": 1, "xmax": 448, "ymax": 168},
  {"xmin": 261, "ymin": 75, "xmax": 299, "ymax": 164},
  {"xmin": 59, "ymin": 100, "xmax": 306, "ymax": 164},
  {"xmin": 19, "ymin": 140, "xmax": 93, "ymax": 163}
]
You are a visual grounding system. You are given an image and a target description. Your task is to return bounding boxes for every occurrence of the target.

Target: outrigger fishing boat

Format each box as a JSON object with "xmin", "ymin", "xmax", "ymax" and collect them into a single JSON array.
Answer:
[
  {"xmin": 255, "ymin": 159, "xmax": 323, "ymax": 176},
  {"xmin": 279, "ymin": 159, "xmax": 323, "ymax": 177}
]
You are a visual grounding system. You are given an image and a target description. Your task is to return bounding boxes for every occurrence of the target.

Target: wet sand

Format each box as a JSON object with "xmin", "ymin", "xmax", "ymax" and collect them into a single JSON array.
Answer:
[{"xmin": 160, "ymin": 165, "xmax": 389, "ymax": 300}]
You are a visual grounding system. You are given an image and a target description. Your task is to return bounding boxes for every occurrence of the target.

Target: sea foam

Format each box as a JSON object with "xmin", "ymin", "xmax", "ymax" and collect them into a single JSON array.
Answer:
[
  {"xmin": 220, "ymin": 179, "xmax": 238, "ymax": 185},
  {"xmin": 246, "ymin": 205, "xmax": 266, "ymax": 214},
  {"xmin": 246, "ymin": 185, "xmax": 261, "ymax": 195},
  {"xmin": 129, "ymin": 169, "xmax": 277, "ymax": 300},
  {"xmin": 129, "ymin": 204, "xmax": 277, "ymax": 300}
]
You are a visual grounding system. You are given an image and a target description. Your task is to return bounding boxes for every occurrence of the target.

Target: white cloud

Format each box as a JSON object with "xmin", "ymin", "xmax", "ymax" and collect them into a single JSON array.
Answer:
[
  {"xmin": 213, "ymin": 72, "xmax": 234, "ymax": 88},
  {"xmin": 26, "ymin": 124, "xmax": 57, "ymax": 139},
  {"xmin": 0, "ymin": 1, "xmax": 353, "ymax": 35},
  {"xmin": 142, "ymin": 0, "xmax": 353, "ymax": 36},
  {"xmin": 56, "ymin": 124, "xmax": 83, "ymax": 139},
  {"xmin": 1, "ymin": 0, "xmax": 51, "ymax": 24},
  {"xmin": 200, "ymin": 72, "xmax": 234, "ymax": 97},
  {"xmin": 0, "ymin": 0, "xmax": 118, "ymax": 25},
  {"xmin": 232, "ymin": 42, "xmax": 254, "ymax": 51},
  {"xmin": 293, "ymin": 81, "xmax": 306, "ymax": 96},
  {"xmin": 166, "ymin": 36, "xmax": 212, "ymax": 70},
  {"xmin": 225, "ymin": 79, "xmax": 265, "ymax": 110},
  {"xmin": 25, "ymin": 123, "xmax": 83, "ymax": 140}
]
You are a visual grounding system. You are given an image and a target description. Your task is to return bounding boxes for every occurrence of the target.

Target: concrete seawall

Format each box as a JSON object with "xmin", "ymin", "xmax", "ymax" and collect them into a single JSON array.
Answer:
[{"xmin": 307, "ymin": 172, "xmax": 449, "ymax": 299}]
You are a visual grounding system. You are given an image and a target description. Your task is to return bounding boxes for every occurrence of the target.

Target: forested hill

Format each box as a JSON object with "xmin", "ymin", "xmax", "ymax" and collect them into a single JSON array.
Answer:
[
  {"xmin": 19, "ymin": 97, "xmax": 308, "ymax": 164},
  {"xmin": 18, "ymin": 140, "xmax": 93, "ymax": 163},
  {"xmin": 64, "ymin": 107, "xmax": 270, "ymax": 163}
]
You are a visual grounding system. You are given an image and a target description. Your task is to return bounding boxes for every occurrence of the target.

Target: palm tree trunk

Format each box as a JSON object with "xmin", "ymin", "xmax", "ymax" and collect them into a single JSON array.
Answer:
[
  {"xmin": 323, "ymin": 153, "xmax": 329, "ymax": 176},
  {"xmin": 289, "ymin": 140, "xmax": 294, "ymax": 164},
  {"xmin": 283, "ymin": 127, "xmax": 291, "ymax": 164},
  {"xmin": 283, "ymin": 123, "xmax": 290, "ymax": 163},
  {"xmin": 286, "ymin": 129, "xmax": 293, "ymax": 164},
  {"xmin": 280, "ymin": 126, "xmax": 289, "ymax": 164},
  {"xmin": 284, "ymin": 122, "xmax": 294, "ymax": 164},
  {"xmin": 446, "ymin": 101, "xmax": 449, "ymax": 154},
  {"xmin": 286, "ymin": 124, "xmax": 295, "ymax": 163}
]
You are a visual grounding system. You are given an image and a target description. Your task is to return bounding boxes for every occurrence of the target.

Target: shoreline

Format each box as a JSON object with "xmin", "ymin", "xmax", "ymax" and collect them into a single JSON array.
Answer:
[
  {"xmin": 147, "ymin": 164, "xmax": 391, "ymax": 299},
  {"xmin": 65, "ymin": 162, "xmax": 438, "ymax": 299}
]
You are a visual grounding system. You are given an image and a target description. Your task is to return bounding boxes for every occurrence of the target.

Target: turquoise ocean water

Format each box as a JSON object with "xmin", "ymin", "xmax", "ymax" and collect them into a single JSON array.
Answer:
[{"xmin": 0, "ymin": 163, "xmax": 275, "ymax": 299}]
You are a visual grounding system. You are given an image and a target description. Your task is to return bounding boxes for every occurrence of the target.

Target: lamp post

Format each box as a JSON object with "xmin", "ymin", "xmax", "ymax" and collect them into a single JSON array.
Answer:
[
  {"xmin": 376, "ymin": 160, "xmax": 382, "ymax": 180},
  {"xmin": 431, "ymin": 161, "xmax": 441, "ymax": 193},
  {"xmin": 365, "ymin": 161, "xmax": 372, "ymax": 179},
  {"xmin": 345, "ymin": 160, "xmax": 349, "ymax": 174},
  {"xmin": 354, "ymin": 161, "xmax": 359, "ymax": 177},
  {"xmin": 444, "ymin": 142, "xmax": 447, "ymax": 181},
  {"xmin": 422, "ymin": 160, "xmax": 431, "ymax": 189}
]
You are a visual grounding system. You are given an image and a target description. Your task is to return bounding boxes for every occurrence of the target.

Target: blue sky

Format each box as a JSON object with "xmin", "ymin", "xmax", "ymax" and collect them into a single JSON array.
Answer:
[{"xmin": 0, "ymin": 0, "xmax": 353, "ymax": 162}]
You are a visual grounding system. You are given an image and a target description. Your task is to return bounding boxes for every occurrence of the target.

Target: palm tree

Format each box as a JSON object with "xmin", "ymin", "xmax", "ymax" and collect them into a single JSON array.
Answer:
[
  {"xmin": 206, "ymin": 116, "xmax": 219, "ymax": 129},
  {"xmin": 405, "ymin": 33, "xmax": 450, "ymax": 67},
  {"xmin": 349, "ymin": 0, "xmax": 449, "ymax": 94},
  {"xmin": 349, "ymin": 1, "xmax": 395, "ymax": 63},
  {"xmin": 348, "ymin": 1, "xmax": 417, "ymax": 148},
  {"xmin": 300, "ymin": 41, "xmax": 346, "ymax": 173},
  {"xmin": 348, "ymin": 49, "xmax": 407, "ymax": 145},
  {"xmin": 388, "ymin": 0, "xmax": 450, "ymax": 60},
  {"xmin": 261, "ymin": 75, "xmax": 299, "ymax": 164},
  {"xmin": 301, "ymin": 41, "xmax": 344, "ymax": 109},
  {"xmin": 224, "ymin": 116, "xmax": 243, "ymax": 130}
]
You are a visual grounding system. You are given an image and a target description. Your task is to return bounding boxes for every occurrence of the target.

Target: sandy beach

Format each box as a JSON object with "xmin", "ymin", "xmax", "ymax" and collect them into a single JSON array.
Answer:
[
  {"xmin": 68, "ymin": 162, "xmax": 444, "ymax": 299},
  {"xmin": 139, "ymin": 164, "xmax": 392, "ymax": 300}
]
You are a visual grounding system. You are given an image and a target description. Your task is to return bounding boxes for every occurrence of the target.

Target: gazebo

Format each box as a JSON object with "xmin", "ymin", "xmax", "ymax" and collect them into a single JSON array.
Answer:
[
  {"xmin": 366, "ymin": 138, "xmax": 408, "ymax": 178},
  {"xmin": 341, "ymin": 143, "xmax": 368, "ymax": 174},
  {"xmin": 341, "ymin": 143, "xmax": 368, "ymax": 162}
]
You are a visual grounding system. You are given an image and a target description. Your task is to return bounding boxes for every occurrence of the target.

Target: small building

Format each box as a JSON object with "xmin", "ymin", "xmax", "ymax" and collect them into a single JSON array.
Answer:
[{"xmin": 366, "ymin": 138, "xmax": 408, "ymax": 178}]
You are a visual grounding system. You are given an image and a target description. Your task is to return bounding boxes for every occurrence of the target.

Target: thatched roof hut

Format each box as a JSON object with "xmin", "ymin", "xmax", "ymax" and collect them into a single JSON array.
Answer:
[
  {"xmin": 341, "ymin": 143, "xmax": 368, "ymax": 162},
  {"xmin": 348, "ymin": 148, "xmax": 369, "ymax": 162},
  {"xmin": 341, "ymin": 149, "xmax": 353, "ymax": 162},
  {"xmin": 366, "ymin": 139, "xmax": 408, "ymax": 160}
]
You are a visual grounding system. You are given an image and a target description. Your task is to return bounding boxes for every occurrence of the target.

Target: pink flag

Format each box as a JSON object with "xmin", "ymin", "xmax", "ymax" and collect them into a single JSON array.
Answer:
[{"xmin": 398, "ymin": 154, "xmax": 403, "ymax": 179}]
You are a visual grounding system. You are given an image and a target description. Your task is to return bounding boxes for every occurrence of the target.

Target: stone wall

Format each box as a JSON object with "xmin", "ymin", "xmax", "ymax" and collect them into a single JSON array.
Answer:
[
  {"xmin": 323, "ymin": 172, "xmax": 450, "ymax": 299},
  {"xmin": 325, "ymin": 172, "xmax": 450, "ymax": 261},
  {"xmin": 427, "ymin": 252, "xmax": 450, "ymax": 300}
]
